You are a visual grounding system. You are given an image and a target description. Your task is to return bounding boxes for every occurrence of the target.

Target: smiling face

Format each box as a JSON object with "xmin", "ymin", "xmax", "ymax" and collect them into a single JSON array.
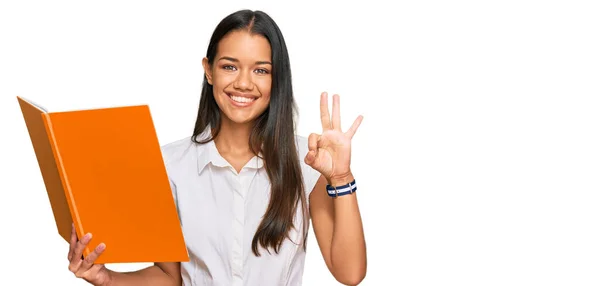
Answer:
[{"xmin": 202, "ymin": 30, "xmax": 273, "ymax": 125}]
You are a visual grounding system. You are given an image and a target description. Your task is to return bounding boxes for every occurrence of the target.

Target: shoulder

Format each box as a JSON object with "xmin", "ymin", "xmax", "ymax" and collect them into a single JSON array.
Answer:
[{"xmin": 160, "ymin": 136, "xmax": 197, "ymax": 168}]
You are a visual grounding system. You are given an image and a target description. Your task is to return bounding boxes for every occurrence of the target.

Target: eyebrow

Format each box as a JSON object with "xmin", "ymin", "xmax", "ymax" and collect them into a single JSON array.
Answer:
[{"xmin": 218, "ymin": 56, "xmax": 272, "ymax": 65}]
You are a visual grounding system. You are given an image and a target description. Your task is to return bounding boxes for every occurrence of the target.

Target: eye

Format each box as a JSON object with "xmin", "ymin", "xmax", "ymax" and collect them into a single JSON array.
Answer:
[
  {"xmin": 222, "ymin": 65, "xmax": 237, "ymax": 71},
  {"xmin": 254, "ymin": 68, "xmax": 270, "ymax": 74}
]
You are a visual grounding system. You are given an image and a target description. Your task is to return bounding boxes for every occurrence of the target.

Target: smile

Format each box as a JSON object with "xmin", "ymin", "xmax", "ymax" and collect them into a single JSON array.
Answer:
[{"xmin": 227, "ymin": 93, "xmax": 257, "ymax": 107}]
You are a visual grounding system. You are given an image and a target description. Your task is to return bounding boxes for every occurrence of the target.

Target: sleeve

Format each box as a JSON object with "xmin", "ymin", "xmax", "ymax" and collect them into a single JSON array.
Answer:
[
  {"xmin": 296, "ymin": 135, "xmax": 323, "ymax": 197},
  {"xmin": 167, "ymin": 171, "xmax": 180, "ymax": 219},
  {"xmin": 161, "ymin": 145, "xmax": 182, "ymax": 225}
]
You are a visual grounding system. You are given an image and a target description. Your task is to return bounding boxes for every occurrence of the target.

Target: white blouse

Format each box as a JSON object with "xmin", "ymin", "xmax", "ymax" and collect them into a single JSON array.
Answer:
[{"xmin": 160, "ymin": 127, "xmax": 322, "ymax": 286}]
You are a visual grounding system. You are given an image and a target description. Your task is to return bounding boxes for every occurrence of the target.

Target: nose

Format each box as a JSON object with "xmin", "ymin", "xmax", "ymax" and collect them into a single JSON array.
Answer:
[{"xmin": 233, "ymin": 69, "xmax": 252, "ymax": 91}]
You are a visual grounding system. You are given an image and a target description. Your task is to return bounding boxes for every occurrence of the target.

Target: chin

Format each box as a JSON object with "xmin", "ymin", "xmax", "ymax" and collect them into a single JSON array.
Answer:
[
  {"xmin": 217, "ymin": 93, "xmax": 269, "ymax": 125},
  {"xmin": 221, "ymin": 109, "xmax": 266, "ymax": 125},
  {"xmin": 228, "ymin": 116, "xmax": 255, "ymax": 124}
]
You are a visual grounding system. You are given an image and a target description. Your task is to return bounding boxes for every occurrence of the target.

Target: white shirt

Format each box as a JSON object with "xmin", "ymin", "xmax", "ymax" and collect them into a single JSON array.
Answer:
[{"xmin": 160, "ymin": 127, "xmax": 322, "ymax": 286}]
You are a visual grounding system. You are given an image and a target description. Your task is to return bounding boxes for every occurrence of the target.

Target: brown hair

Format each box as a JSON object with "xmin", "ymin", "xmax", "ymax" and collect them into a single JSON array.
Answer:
[{"xmin": 191, "ymin": 9, "xmax": 309, "ymax": 256}]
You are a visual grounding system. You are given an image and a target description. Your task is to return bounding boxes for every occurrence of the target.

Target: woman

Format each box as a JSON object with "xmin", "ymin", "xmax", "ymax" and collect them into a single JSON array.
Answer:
[{"xmin": 66, "ymin": 9, "xmax": 367, "ymax": 286}]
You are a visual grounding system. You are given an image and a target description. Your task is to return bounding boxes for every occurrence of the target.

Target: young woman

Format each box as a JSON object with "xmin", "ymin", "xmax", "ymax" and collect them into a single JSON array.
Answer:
[{"xmin": 66, "ymin": 9, "xmax": 367, "ymax": 286}]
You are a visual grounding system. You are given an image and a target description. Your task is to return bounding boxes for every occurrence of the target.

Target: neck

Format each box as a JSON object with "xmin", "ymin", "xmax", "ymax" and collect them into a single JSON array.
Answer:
[{"xmin": 214, "ymin": 117, "xmax": 254, "ymax": 156}]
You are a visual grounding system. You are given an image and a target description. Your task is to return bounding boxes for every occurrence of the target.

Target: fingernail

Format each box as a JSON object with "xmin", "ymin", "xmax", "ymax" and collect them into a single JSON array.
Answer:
[
  {"xmin": 97, "ymin": 243, "xmax": 106, "ymax": 251},
  {"xmin": 84, "ymin": 233, "xmax": 92, "ymax": 240}
]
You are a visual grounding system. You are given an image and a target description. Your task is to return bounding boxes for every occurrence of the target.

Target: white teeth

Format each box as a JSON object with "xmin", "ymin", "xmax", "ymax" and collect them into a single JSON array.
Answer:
[{"xmin": 230, "ymin": 95, "xmax": 255, "ymax": 103}]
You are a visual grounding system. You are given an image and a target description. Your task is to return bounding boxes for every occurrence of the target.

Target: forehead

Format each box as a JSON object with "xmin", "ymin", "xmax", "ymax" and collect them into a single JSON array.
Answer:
[{"xmin": 217, "ymin": 30, "xmax": 272, "ymax": 61}]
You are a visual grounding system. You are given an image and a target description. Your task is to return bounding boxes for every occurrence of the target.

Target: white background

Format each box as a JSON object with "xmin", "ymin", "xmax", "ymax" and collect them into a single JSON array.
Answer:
[{"xmin": 1, "ymin": 0, "xmax": 600, "ymax": 285}]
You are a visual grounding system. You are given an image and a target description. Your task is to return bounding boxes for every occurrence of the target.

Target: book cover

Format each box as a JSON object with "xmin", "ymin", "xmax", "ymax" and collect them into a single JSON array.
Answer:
[{"xmin": 17, "ymin": 96, "xmax": 189, "ymax": 264}]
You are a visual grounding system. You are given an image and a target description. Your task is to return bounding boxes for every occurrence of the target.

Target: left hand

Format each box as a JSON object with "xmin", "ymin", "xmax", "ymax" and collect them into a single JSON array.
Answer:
[{"xmin": 304, "ymin": 92, "xmax": 363, "ymax": 186}]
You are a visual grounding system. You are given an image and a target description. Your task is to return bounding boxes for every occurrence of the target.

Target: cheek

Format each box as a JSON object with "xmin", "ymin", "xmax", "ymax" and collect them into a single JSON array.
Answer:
[
  {"xmin": 213, "ymin": 73, "xmax": 235, "ymax": 89},
  {"xmin": 257, "ymin": 78, "xmax": 272, "ymax": 99}
]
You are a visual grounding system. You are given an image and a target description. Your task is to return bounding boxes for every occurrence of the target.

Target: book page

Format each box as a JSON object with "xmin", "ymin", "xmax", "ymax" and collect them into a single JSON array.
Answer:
[{"xmin": 17, "ymin": 96, "xmax": 48, "ymax": 113}]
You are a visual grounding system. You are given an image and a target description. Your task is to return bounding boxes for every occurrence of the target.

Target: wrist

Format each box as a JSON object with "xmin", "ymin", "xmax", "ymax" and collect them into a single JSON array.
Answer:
[{"xmin": 328, "ymin": 172, "xmax": 354, "ymax": 187}]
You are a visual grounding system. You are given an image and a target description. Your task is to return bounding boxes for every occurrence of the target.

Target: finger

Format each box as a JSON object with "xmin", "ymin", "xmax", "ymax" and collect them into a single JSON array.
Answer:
[
  {"xmin": 89, "ymin": 263, "xmax": 105, "ymax": 274},
  {"xmin": 68, "ymin": 223, "xmax": 77, "ymax": 261},
  {"xmin": 308, "ymin": 133, "xmax": 319, "ymax": 152},
  {"xmin": 73, "ymin": 233, "xmax": 92, "ymax": 259},
  {"xmin": 79, "ymin": 243, "xmax": 106, "ymax": 273},
  {"xmin": 346, "ymin": 115, "xmax": 364, "ymax": 138},
  {"xmin": 68, "ymin": 260, "xmax": 83, "ymax": 275},
  {"xmin": 304, "ymin": 150, "xmax": 317, "ymax": 166},
  {"xmin": 320, "ymin": 92, "xmax": 331, "ymax": 130},
  {"xmin": 331, "ymin": 94, "xmax": 341, "ymax": 130},
  {"xmin": 68, "ymin": 233, "xmax": 92, "ymax": 272}
]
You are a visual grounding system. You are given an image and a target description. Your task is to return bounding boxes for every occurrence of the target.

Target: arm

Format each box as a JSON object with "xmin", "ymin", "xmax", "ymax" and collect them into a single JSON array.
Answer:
[
  {"xmin": 106, "ymin": 262, "xmax": 181, "ymax": 286},
  {"xmin": 309, "ymin": 175, "xmax": 367, "ymax": 286},
  {"xmin": 304, "ymin": 92, "xmax": 367, "ymax": 285}
]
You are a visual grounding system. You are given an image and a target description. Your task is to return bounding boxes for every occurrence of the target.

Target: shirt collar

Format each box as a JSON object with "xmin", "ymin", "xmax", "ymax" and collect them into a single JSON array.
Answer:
[{"xmin": 195, "ymin": 126, "xmax": 264, "ymax": 174}]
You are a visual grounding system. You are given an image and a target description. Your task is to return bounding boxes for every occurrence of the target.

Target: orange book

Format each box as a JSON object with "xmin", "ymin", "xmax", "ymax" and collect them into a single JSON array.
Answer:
[{"xmin": 16, "ymin": 96, "xmax": 189, "ymax": 264}]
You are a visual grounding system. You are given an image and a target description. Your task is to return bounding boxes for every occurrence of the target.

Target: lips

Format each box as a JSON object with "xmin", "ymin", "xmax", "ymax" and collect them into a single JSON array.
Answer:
[{"xmin": 226, "ymin": 92, "xmax": 258, "ymax": 107}]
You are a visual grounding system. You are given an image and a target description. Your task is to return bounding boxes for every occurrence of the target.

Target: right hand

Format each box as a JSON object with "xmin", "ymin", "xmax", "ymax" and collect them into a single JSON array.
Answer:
[{"xmin": 67, "ymin": 223, "xmax": 112, "ymax": 286}]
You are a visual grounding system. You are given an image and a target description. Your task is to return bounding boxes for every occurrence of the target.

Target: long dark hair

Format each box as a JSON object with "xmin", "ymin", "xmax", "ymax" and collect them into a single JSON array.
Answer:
[{"xmin": 191, "ymin": 10, "xmax": 308, "ymax": 256}]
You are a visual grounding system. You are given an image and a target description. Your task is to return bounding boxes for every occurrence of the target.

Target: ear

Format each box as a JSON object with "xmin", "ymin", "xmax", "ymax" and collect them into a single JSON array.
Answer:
[{"xmin": 202, "ymin": 57, "xmax": 213, "ymax": 85}]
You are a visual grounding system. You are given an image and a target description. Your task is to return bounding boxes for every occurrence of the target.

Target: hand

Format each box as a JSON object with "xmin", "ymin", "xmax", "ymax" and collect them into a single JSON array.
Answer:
[
  {"xmin": 67, "ymin": 223, "xmax": 111, "ymax": 286},
  {"xmin": 304, "ymin": 92, "xmax": 363, "ymax": 186}
]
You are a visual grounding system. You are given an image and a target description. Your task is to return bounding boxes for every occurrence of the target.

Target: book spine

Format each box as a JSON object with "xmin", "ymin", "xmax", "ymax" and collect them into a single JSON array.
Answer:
[{"xmin": 42, "ymin": 113, "xmax": 88, "ymax": 257}]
